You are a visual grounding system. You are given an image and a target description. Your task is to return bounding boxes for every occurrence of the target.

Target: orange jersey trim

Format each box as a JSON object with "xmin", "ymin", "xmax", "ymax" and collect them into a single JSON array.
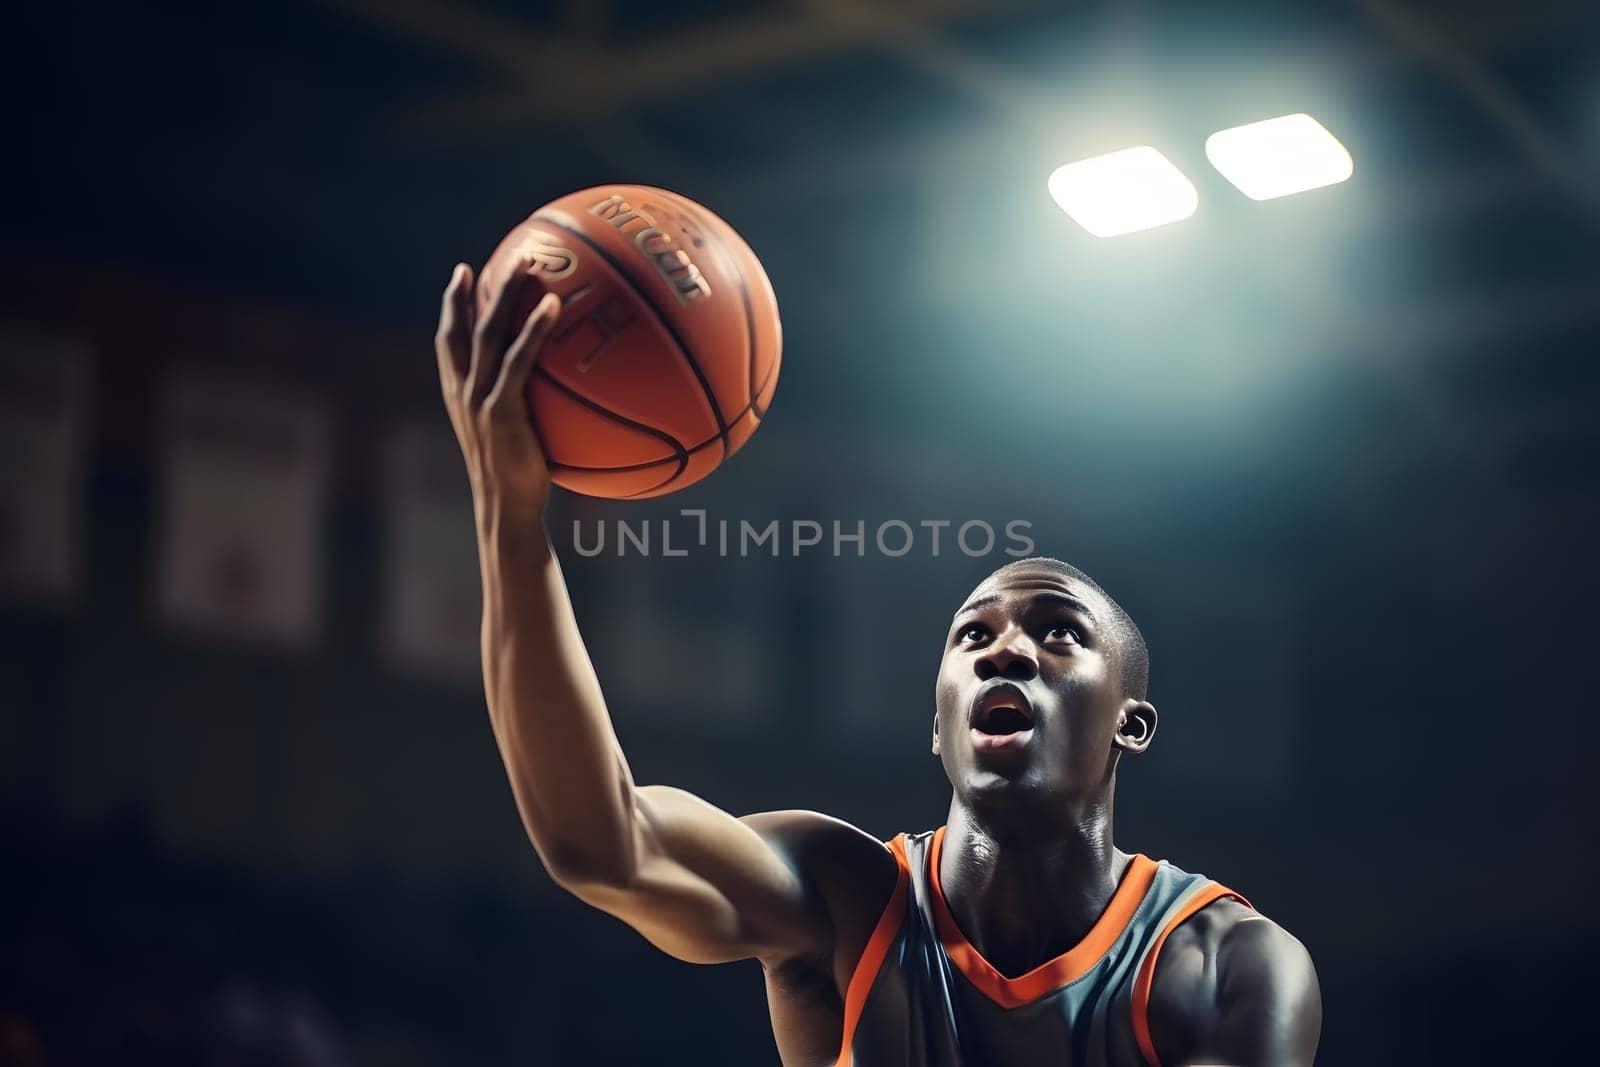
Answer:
[
  {"xmin": 835, "ymin": 833, "xmax": 912, "ymax": 1067},
  {"xmin": 1129, "ymin": 883, "xmax": 1253, "ymax": 1067},
  {"xmin": 927, "ymin": 824, "xmax": 1161, "ymax": 1009}
]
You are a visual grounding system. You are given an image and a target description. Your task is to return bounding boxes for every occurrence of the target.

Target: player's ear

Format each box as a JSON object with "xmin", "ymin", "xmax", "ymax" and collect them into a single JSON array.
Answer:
[
  {"xmin": 931, "ymin": 713, "xmax": 941, "ymax": 757},
  {"xmin": 1112, "ymin": 700, "xmax": 1157, "ymax": 755}
]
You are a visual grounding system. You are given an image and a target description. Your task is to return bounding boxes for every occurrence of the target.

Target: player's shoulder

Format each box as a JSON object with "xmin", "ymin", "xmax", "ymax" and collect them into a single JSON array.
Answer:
[
  {"xmin": 1160, "ymin": 896, "xmax": 1311, "ymax": 972},
  {"xmin": 738, "ymin": 809, "xmax": 901, "ymax": 897},
  {"xmin": 1156, "ymin": 894, "xmax": 1315, "ymax": 987},
  {"xmin": 1148, "ymin": 895, "xmax": 1320, "ymax": 1061},
  {"xmin": 739, "ymin": 810, "xmax": 903, "ymax": 943}
]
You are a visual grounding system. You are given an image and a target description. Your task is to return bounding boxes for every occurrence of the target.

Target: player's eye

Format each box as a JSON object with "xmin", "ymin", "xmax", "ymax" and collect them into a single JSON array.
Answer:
[
  {"xmin": 1043, "ymin": 623, "xmax": 1081, "ymax": 645},
  {"xmin": 958, "ymin": 624, "xmax": 989, "ymax": 644}
]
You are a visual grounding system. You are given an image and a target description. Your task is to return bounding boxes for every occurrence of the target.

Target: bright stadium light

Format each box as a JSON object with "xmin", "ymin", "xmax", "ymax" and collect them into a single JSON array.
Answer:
[
  {"xmin": 1205, "ymin": 113, "xmax": 1353, "ymax": 201},
  {"xmin": 1047, "ymin": 146, "xmax": 1199, "ymax": 237}
]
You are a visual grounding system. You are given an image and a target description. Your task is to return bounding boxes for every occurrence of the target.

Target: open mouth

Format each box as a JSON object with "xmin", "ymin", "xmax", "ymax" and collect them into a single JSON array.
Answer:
[
  {"xmin": 969, "ymin": 683, "xmax": 1037, "ymax": 737},
  {"xmin": 975, "ymin": 705, "xmax": 1033, "ymax": 735}
]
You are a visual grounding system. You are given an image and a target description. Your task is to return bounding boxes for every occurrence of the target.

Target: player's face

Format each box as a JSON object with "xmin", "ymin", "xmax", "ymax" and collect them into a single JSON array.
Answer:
[{"xmin": 933, "ymin": 571, "xmax": 1136, "ymax": 813}]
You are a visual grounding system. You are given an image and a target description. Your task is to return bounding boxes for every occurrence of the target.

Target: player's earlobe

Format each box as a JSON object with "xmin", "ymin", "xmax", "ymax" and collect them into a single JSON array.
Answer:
[{"xmin": 1112, "ymin": 700, "xmax": 1157, "ymax": 755}]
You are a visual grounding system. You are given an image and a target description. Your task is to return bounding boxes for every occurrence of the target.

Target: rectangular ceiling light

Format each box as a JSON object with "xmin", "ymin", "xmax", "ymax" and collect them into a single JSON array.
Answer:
[
  {"xmin": 1205, "ymin": 113, "xmax": 1353, "ymax": 200},
  {"xmin": 1047, "ymin": 146, "xmax": 1199, "ymax": 237}
]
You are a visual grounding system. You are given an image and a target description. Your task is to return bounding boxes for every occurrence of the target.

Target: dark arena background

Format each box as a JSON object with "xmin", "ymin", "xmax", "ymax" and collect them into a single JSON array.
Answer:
[{"xmin": 4, "ymin": 2, "xmax": 1598, "ymax": 1064}]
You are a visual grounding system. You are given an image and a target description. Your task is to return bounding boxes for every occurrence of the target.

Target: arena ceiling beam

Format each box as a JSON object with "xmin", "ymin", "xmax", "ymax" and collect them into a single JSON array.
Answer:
[{"xmin": 332, "ymin": 0, "xmax": 1043, "ymax": 133}]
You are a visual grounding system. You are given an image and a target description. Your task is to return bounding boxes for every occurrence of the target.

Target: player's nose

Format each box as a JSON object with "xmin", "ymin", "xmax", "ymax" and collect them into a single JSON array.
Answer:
[{"xmin": 974, "ymin": 624, "xmax": 1038, "ymax": 682}]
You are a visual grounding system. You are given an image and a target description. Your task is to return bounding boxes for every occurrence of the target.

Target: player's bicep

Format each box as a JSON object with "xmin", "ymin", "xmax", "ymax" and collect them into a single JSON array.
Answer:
[{"xmin": 558, "ymin": 785, "xmax": 835, "ymax": 968}]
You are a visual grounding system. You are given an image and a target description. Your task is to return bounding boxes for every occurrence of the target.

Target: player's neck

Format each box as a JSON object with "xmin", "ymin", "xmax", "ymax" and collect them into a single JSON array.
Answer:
[{"xmin": 938, "ymin": 797, "xmax": 1127, "ymax": 979}]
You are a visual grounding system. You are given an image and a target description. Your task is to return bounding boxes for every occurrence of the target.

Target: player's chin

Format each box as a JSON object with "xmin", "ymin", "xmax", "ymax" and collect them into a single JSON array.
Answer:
[
  {"xmin": 961, "ymin": 750, "xmax": 1036, "ymax": 794},
  {"xmin": 959, "ymin": 767, "xmax": 1043, "ymax": 814}
]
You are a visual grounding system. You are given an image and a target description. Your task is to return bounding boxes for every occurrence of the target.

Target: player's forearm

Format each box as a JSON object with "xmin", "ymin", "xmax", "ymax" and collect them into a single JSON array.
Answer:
[{"xmin": 476, "ymin": 500, "xmax": 640, "ymax": 885}]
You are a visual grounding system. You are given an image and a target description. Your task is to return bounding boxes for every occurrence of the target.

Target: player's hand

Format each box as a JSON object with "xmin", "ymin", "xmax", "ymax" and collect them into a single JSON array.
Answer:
[{"xmin": 435, "ymin": 258, "xmax": 564, "ymax": 520}]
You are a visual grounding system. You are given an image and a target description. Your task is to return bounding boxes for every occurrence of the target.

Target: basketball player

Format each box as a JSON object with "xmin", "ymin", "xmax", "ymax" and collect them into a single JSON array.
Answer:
[{"xmin": 434, "ymin": 261, "xmax": 1322, "ymax": 1065}]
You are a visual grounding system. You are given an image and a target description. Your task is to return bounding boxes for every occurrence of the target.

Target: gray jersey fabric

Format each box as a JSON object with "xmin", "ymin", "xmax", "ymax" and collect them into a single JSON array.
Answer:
[{"xmin": 836, "ymin": 826, "xmax": 1247, "ymax": 1067}]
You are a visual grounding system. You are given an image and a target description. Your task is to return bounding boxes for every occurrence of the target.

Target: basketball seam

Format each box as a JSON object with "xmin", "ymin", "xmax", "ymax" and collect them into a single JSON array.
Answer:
[
  {"xmin": 532, "ymin": 210, "xmax": 731, "ymax": 457},
  {"xmin": 536, "ymin": 323, "xmax": 775, "ymax": 495},
  {"xmin": 621, "ymin": 476, "xmax": 680, "ymax": 499},
  {"xmin": 748, "ymin": 349, "xmax": 777, "ymax": 425},
  {"xmin": 537, "ymin": 350, "xmax": 774, "ymax": 495},
  {"xmin": 547, "ymin": 455, "xmax": 686, "ymax": 473},
  {"xmin": 549, "ymin": 457, "xmax": 680, "ymax": 499},
  {"xmin": 533, "ymin": 366, "xmax": 689, "ymax": 484},
  {"xmin": 667, "ymin": 196, "xmax": 764, "ymax": 419},
  {"xmin": 541, "ymin": 384, "xmax": 774, "ymax": 474}
]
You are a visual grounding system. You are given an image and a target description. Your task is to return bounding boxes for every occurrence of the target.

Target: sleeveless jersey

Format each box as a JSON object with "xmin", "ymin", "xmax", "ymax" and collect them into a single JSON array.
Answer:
[{"xmin": 835, "ymin": 826, "xmax": 1249, "ymax": 1067}]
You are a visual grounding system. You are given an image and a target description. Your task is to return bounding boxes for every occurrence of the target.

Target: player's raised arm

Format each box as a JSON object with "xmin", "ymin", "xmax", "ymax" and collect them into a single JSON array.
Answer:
[{"xmin": 433, "ymin": 260, "xmax": 868, "ymax": 970}]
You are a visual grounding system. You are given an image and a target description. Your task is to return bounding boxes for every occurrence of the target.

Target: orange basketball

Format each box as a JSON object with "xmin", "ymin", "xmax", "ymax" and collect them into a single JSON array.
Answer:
[{"xmin": 475, "ymin": 185, "xmax": 782, "ymax": 499}]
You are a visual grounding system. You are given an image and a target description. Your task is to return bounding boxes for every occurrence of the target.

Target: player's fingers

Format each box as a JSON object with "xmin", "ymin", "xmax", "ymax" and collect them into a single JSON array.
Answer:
[
  {"xmin": 487, "ymin": 293, "xmax": 562, "ymax": 412},
  {"xmin": 434, "ymin": 263, "xmax": 474, "ymax": 387},
  {"xmin": 468, "ymin": 256, "xmax": 534, "ymax": 405}
]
